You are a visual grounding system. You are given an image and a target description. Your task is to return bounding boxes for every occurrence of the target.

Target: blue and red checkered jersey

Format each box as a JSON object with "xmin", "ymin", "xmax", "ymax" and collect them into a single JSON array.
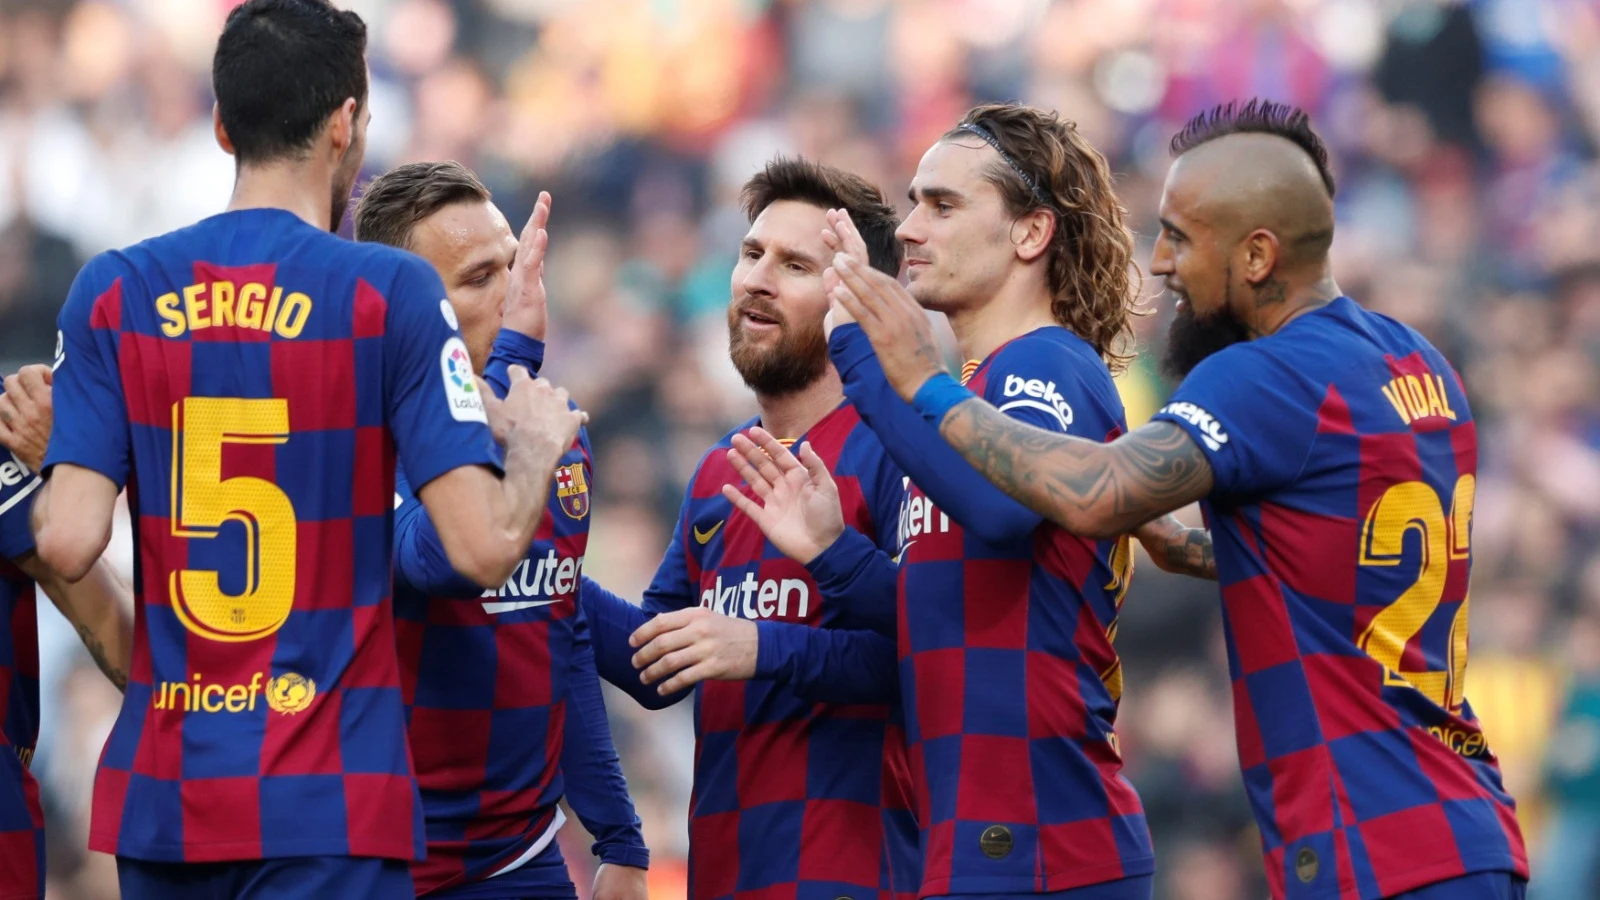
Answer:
[
  {"xmin": 0, "ymin": 442, "xmax": 43, "ymax": 900},
  {"xmin": 627, "ymin": 403, "xmax": 919, "ymax": 900},
  {"xmin": 1150, "ymin": 296, "xmax": 1529, "ymax": 899},
  {"xmin": 830, "ymin": 323, "xmax": 1154, "ymax": 897},
  {"xmin": 393, "ymin": 331, "xmax": 646, "ymax": 896},
  {"xmin": 43, "ymin": 207, "xmax": 501, "ymax": 863}
]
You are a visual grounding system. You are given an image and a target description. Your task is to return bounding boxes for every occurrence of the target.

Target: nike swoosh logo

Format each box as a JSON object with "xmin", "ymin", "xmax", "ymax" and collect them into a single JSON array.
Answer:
[
  {"xmin": 693, "ymin": 521, "xmax": 724, "ymax": 544},
  {"xmin": 482, "ymin": 599, "xmax": 561, "ymax": 615},
  {"xmin": 894, "ymin": 540, "xmax": 916, "ymax": 564}
]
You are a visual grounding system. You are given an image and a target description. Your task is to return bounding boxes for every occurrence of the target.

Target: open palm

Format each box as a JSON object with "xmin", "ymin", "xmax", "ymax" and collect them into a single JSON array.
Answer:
[{"xmin": 721, "ymin": 426, "xmax": 845, "ymax": 565}]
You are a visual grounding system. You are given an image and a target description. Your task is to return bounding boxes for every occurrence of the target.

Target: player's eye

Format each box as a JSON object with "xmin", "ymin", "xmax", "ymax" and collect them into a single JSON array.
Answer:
[
  {"xmin": 743, "ymin": 248, "xmax": 761, "ymax": 261},
  {"xmin": 934, "ymin": 202, "xmax": 954, "ymax": 215},
  {"xmin": 466, "ymin": 273, "xmax": 492, "ymax": 287},
  {"xmin": 786, "ymin": 261, "xmax": 809, "ymax": 274}
]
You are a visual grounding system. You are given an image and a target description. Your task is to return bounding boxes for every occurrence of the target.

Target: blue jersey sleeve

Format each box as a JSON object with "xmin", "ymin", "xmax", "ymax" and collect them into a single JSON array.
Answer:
[
  {"xmin": 1150, "ymin": 342, "xmax": 1318, "ymax": 497},
  {"xmin": 578, "ymin": 577, "xmax": 690, "ymax": 711},
  {"xmin": 803, "ymin": 528, "xmax": 898, "ymax": 636},
  {"xmin": 831, "ymin": 324, "xmax": 1077, "ymax": 545},
  {"xmin": 0, "ymin": 444, "xmax": 41, "ymax": 561},
  {"xmin": 559, "ymin": 603, "xmax": 650, "ymax": 870},
  {"xmin": 44, "ymin": 252, "xmax": 131, "ymax": 487},
  {"xmin": 383, "ymin": 254, "xmax": 501, "ymax": 491},
  {"xmin": 391, "ymin": 470, "xmax": 486, "ymax": 598},
  {"xmin": 753, "ymin": 620, "xmax": 899, "ymax": 704},
  {"xmin": 483, "ymin": 330, "xmax": 545, "ymax": 388}
]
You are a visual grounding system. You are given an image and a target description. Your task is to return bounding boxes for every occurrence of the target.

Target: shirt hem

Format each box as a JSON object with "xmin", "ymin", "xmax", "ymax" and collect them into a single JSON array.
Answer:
[
  {"xmin": 1280, "ymin": 854, "xmax": 1525, "ymax": 899},
  {"xmin": 90, "ymin": 833, "xmax": 420, "ymax": 863},
  {"xmin": 919, "ymin": 854, "xmax": 1155, "ymax": 897}
]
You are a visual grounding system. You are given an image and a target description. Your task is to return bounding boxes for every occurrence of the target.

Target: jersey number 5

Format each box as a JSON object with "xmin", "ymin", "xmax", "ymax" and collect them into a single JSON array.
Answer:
[
  {"xmin": 1357, "ymin": 475, "xmax": 1473, "ymax": 713},
  {"xmin": 170, "ymin": 397, "xmax": 296, "ymax": 642}
]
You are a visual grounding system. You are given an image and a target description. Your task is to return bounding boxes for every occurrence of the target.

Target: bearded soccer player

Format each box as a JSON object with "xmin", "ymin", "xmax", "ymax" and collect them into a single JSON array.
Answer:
[
  {"xmin": 833, "ymin": 100, "xmax": 1529, "ymax": 900},
  {"xmin": 0, "ymin": 366, "xmax": 132, "ymax": 900},
  {"xmin": 576, "ymin": 157, "xmax": 921, "ymax": 900},
  {"xmin": 684, "ymin": 103, "xmax": 1222, "ymax": 900},
  {"xmin": 353, "ymin": 162, "xmax": 648, "ymax": 900},
  {"xmin": 31, "ymin": 1, "xmax": 583, "ymax": 897}
]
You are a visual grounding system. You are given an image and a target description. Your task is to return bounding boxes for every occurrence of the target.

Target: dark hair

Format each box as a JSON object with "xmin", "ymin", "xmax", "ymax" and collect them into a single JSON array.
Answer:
[
  {"xmin": 212, "ymin": 0, "xmax": 369, "ymax": 165},
  {"xmin": 740, "ymin": 156, "xmax": 902, "ymax": 277},
  {"xmin": 943, "ymin": 103, "xmax": 1140, "ymax": 373},
  {"xmin": 353, "ymin": 161, "xmax": 492, "ymax": 250},
  {"xmin": 1170, "ymin": 99, "xmax": 1336, "ymax": 197}
]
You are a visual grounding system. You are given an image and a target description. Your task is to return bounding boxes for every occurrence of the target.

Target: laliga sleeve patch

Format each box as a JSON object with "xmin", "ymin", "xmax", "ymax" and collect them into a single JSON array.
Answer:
[
  {"xmin": 440, "ymin": 337, "xmax": 488, "ymax": 423},
  {"xmin": 439, "ymin": 299, "xmax": 459, "ymax": 331}
]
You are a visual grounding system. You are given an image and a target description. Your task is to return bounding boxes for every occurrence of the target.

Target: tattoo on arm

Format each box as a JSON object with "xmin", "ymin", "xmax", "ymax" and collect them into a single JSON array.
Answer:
[
  {"xmin": 938, "ymin": 404, "xmax": 1215, "ymax": 537},
  {"xmin": 76, "ymin": 622, "xmax": 128, "ymax": 692}
]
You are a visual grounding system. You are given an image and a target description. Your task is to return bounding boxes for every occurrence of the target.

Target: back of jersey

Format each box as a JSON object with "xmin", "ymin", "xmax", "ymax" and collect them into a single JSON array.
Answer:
[
  {"xmin": 1154, "ymin": 297, "xmax": 1528, "ymax": 899},
  {"xmin": 46, "ymin": 208, "xmax": 500, "ymax": 864}
]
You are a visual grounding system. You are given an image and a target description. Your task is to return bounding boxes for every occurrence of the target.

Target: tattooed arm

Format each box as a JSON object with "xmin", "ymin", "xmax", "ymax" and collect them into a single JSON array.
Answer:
[
  {"xmin": 936, "ymin": 403, "xmax": 1215, "ymax": 540},
  {"xmin": 15, "ymin": 551, "xmax": 132, "ymax": 691},
  {"xmin": 1133, "ymin": 515, "xmax": 1216, "ymax": 581}
]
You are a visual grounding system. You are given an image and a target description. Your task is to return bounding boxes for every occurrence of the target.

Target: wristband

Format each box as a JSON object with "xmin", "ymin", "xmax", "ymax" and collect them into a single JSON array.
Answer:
[{"xmin": 911, "ymin": 372, "xmax": 973, "ymax": 427}]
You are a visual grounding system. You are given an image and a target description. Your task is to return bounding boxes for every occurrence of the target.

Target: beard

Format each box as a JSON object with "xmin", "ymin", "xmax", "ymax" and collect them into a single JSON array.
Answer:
[
  {"xmin": 727, "ymin": 297, "xmax": 829, "ymax": 397},
  {"xmin": 1160, "ymin": 298, "xmax": 1252, "ymax": 380}
]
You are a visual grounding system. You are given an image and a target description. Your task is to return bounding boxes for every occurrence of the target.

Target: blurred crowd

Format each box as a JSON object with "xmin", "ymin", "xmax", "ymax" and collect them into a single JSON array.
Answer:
[{"xmin": 4, "ymin": 0, "xmax": 1600, "ymax": 897}]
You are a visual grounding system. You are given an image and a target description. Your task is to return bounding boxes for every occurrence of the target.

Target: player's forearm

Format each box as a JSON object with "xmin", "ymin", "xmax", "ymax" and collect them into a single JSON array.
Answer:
[
  {"xmin": 31, "ymin": 472, "xmax": 116, "ymax": 582},
  {"xmin": 579, "ymin": 577, "xmax": 690, "ymax": 710},
  {"xmin": 1134, "ymin": 514, "xmax": 1217, "ymax": 581},
  {"xmin": 755, "ymin": 621, "xmax": 900, "ymax": 704},
  {"xmin": 560, "ymin": 633, "xmax": 650, "ymax": 868},
  {"xmin": 831, "ymin": 327, "xmax": 1042, "ymax": 544},
  {"xmin": 936, "ymin": 402, "xmax": 1214, "ymax": 539},
  {"xmin": 805, "ymin": 528, "xmax": 897, "ymax": 636},
  {"xmin": 19, "ymin": 552, "xmax": 131, "ymax": 691}
]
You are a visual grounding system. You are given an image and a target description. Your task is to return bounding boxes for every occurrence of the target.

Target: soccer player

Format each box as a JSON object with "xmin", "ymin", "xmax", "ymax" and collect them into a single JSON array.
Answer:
[
  {"xmin": 577, "ymin": 157, "xmax": 921, "ymax": 900},
  {"xmin": 829, "ymin": 100, "xmax": 1530, "ymax": 900},
  {"xmin": 31, "ymin": 1, "xmax": 583, "ymax": 897},
  {"xmin": 672, "ymin": 103, "xmax": 1214, "ymax": 900},
  {"xmin": 0, "ymin": 365, "xmax": 133, "ymax": 900},
  {"xmin": 353, "ymin": 162, "xmax": 648, "ymax": 900}
]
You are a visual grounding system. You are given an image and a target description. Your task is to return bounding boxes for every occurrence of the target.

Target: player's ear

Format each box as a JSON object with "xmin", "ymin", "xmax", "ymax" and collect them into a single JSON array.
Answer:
[
  {"xmin": 1241, "ymin": 228, "xmax": 1280, "ymax": 286},
  {"xmin": 212, "ymin": 104, "xmax": 235, "ymax": 157},
  {"xmin": 1011, "ymin": 208, "xmax": 1055, "ymax": 263},
  {"xmin": 326, "ymin": 98, "xmax": 358, "ymax": 159}
]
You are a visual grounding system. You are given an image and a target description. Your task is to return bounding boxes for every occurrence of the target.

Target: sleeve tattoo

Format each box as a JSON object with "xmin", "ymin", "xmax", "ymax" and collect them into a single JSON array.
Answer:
[
  {"xmin": 937, "ymin": 401, "xmax": 1216, "ymax": 539},
  {"xmin": 1138, "ymin": 514, "xmax": 1217, "ymax": 581}
]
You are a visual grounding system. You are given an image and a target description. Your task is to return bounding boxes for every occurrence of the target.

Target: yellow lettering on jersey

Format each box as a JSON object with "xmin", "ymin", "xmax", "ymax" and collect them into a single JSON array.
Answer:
[
  {"xmin": 276, "ymin": 292, "xmax": 312, "ymax": 338},
  {"xmin": 158, "ymin": 282, "xmax": 314, "ymax": 339},
  {"xmin": 154, "ymin": 671, "xmax": 265, "ymax": 713},
  {"xmin": 211, "ymin": 280, "xmax": 236, "ymax": 327},
  {"xmin": 156, "ymin": 292, "xmax": 185, "ymax": 337},
  {"xmin": 1381, "ymin": 372, "xmax": 1459, "ymax": 426},
  {"xmin": 238, "ymin": 282, "xmax": 266, "ymax": 329},
  {"xmin": 183, "ymin": 283, "xmax": 210, "ymax": 332}
]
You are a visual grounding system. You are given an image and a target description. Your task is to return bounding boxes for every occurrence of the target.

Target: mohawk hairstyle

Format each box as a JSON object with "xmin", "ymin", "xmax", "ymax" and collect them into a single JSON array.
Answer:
[{"xmin": 1170, "ymin": 99, "xmax": 1336, "ymax": 197}]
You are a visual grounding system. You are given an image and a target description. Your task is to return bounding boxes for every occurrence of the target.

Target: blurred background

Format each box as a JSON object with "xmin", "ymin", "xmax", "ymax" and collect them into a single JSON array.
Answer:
[{"xmin": 4, "ymin": 0, "xmax": 1600, "ymax": 897}]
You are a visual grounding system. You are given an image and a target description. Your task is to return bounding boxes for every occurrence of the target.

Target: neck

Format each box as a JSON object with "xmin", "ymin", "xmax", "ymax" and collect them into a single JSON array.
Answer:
[
  {"xmin": 1248, "ymin": 268, "xmax": 1342, "ymax": 338},
  {"xmin": 227, "ymin": 160, "xmax": 337, "ymax": 232},
  {"xmin": 944, "ymin": 273, "xmax": 1057, "ymax": 363},
  {"xmin": 755, "ymin": 365, "xmax": 844, "ymax": 440}
]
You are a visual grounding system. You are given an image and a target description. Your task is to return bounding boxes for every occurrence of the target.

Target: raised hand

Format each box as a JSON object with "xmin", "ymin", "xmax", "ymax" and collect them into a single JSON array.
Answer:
[
  {"xmin": 820, "ymin": 208, "xmax": 871, "ymax": 335},
  {"xmin": 826, "ymin": 253, "xmax": 945, "ymax": 402},
  {"xmin": 503, "ymin": 191, "xmax": 552, "ymax": 341},
  {"xmin": 0, "ymin": 364, "xmax": 53, "ymax": 471},
  {"xmin": 489, "ymin": 366, "xmax": 586, "ymax": 464},
  {"xmin": 719, "ymin": 426, "xmax": 844, "ymax": 565}
]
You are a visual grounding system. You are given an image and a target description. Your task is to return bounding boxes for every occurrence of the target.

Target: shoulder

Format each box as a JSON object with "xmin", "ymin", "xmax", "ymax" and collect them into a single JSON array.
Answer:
[{"xmin": 982, "ymin": 326, "xmax": 1121, "ymax": 429}]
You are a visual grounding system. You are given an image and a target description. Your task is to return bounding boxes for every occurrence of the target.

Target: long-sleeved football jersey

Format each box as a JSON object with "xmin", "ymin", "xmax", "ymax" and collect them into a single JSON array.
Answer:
[
  {"xmin": 45, "ymin": 209, "xmax": 501, "ymax": 862},
  {"xmin": 824, "ymin": 323, "xmax": 1155, "ymax": 897},
  {"xmin": 582, "ymin": 404, "xmax": 920, "ymax": 900},
  {"xmin": 1151, "ymin": 297, "xmax": 1526, "ymax": 899}
]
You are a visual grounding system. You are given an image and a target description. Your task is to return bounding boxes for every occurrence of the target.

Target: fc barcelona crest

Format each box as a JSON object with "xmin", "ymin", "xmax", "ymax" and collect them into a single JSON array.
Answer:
[{"xmin": 556, "ymin": 463, "xmax": 590, "ymax": 519}]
